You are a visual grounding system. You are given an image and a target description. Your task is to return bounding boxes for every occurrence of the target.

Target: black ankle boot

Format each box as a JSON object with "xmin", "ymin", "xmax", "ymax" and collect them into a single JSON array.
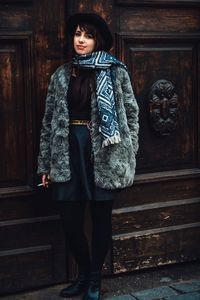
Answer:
[
  {"xmin": 82, "ymin": 272, "xmax": 101, "ymax": 300},
  {"xmin": 60, "ymin": 268, "xmax": 89, "ymax": 298}
]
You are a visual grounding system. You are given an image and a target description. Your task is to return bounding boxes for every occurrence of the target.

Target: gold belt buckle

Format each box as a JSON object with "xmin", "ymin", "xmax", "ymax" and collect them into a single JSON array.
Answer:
[{"xmin": 70, "ymin": 119, "xmax": 90, "ymax": 125}]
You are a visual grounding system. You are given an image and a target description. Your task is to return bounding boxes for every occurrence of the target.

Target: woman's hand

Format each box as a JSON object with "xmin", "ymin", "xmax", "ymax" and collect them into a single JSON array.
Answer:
[{"xmin": 42, "ymin": 174, "xmax": 51, "ymax": 188}]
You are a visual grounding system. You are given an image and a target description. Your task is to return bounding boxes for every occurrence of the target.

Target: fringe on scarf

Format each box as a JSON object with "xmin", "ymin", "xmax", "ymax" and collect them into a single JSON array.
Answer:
[{"xmin": 102, "ymin": 133, "xmax": 121, "ymax": 148}]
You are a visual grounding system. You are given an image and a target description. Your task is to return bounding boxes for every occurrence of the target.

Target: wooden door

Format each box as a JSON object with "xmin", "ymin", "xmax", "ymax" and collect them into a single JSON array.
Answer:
[
  {"xmin": 0, "ymin": 0, "xmax": 71, "ymax": 295},
  {"xmin": 113, "ymin": 0, "xmax": 200, "ymax": 274},
  {"xmin": 1, "ymin": 0, "xmax": 200, "ymax": 295}
]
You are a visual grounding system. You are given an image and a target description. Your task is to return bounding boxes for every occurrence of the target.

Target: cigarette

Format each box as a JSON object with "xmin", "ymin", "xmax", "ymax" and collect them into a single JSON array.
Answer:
[{"xmin": 37, "ymin": 183, "xmax": 43, "ymax": 186}]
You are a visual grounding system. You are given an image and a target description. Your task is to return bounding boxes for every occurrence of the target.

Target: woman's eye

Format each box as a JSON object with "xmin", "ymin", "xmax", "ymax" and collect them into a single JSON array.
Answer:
[
  {"xmin": 75, "ymin": 32, "xmax": 81, "ymax": 36},
  {"xmin": 86, "ymin": 33, "xmax": 93, "ymax": 39}
]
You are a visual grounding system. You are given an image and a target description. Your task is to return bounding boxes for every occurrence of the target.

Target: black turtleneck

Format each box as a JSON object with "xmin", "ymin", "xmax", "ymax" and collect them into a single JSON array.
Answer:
[{"xmin": 67, "ymin": 67, "xmax": 96, "ymax": 120}]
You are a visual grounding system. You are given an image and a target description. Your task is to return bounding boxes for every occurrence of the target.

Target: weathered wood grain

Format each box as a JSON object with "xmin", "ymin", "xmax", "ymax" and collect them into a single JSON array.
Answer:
[{"xmin": 1, "ymin": 0, "xmax": 200, "ymax": 295}]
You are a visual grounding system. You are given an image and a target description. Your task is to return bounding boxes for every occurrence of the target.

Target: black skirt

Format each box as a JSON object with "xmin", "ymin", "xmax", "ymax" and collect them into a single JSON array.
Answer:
[{"xmin": 52, "ymin": 124, "xmax": 116, "ymax": 201}]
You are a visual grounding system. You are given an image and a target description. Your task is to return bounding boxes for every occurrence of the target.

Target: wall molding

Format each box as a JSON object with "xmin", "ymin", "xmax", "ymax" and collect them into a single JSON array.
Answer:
[{"xmin": 115, "ymin": 0, "xmax": 200, "ymax": 7}]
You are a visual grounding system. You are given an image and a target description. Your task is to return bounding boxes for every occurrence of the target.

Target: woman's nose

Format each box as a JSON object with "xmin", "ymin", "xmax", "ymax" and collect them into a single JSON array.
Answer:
[{"xmin": 79, "ymin": 34, "xmax": 84, "ymax": 43}]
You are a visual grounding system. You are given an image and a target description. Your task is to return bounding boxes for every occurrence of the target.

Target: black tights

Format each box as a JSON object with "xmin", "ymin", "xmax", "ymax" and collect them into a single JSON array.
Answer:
[{"xmin": 57, "ymin": 200, "xmax": 113, "ymax": 274}]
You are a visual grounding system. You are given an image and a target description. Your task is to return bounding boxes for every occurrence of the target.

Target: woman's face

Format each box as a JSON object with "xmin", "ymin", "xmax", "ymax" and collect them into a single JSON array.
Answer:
[{"xmin": 73, "ymin": 25, "xmax": 96, "ymax": 55}]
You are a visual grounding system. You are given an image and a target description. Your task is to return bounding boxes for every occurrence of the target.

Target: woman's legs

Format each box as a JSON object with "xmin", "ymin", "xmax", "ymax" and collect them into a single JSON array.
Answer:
[
  {"xmin": 58, "ymin": 201, "xmax": 90, "ymax": 269},
  {"xmin": 82, "ymin": 200, "xmax": 113, "ymax": 300},
  {"xmin": 57, "ymin": 199, "xmax": 114, "ymax": 299},
  {"xmin": 58, "ymin": 199, "xmax": 113, "ymax": 273},
  {"xmin": 90, "ymin": 200, "xmax": 113, "ymax": 273},
  {"xmin": 57, "ymin": 201, "xmax": 90, "ymax": 298}
]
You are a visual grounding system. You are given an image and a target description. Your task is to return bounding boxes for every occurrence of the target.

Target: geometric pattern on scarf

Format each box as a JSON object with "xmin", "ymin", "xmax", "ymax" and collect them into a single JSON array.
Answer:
[{"xmin": 73, "ymin": 51, "xmax": 127, "ymax": 147}]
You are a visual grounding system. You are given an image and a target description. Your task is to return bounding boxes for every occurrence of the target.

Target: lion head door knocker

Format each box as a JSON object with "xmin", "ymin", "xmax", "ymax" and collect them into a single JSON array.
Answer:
[{"xmin": 149, "ymin": 79, "xmax": 179, "ymax": 136}]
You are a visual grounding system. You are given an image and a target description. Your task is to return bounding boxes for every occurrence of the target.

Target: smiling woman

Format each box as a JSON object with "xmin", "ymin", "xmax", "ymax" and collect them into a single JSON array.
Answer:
[
  {"xmin": 73, "ymin": 25, "xmax": 96, "ymax": 55},
  {"xmin": 37, "ymin": 12, "xmax": 139, "ymax": 300}
]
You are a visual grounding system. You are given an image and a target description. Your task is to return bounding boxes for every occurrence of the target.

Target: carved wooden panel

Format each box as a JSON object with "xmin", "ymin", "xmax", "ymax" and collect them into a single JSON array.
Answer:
[
  {"xmin": 116, "ymin": 33, "xmax": 199, "ymax": 174},
  {"xmin": 149, "ymin": 79, "xmax": 179, "ymax": 137},
  {"xmin": 117, "ymin": 8, "xmax": 200, "ymax": 33},
  {"xmin": 0, "ymin": 34, "xmax": 34, "ymax": 194}
]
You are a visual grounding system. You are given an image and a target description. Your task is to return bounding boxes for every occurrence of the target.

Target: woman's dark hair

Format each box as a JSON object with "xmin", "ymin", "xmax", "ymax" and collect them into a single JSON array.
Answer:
[
  {"xmin": 72, "ymin": 22, "xmax": 106, "ymax": 51},
  {"xmin": 70, "ymin": 22, "xmax": 105, "ymax": 105}
]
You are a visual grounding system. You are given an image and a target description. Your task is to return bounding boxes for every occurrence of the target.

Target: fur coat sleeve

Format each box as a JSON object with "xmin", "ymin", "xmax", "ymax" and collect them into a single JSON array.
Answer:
[
  {"xmin": 37, "ymin": 74, "xmax": 55, "ymax": 175},
  {"xmin": 121, "ymin": 68, "xmax": 139, "ymax": 154}
]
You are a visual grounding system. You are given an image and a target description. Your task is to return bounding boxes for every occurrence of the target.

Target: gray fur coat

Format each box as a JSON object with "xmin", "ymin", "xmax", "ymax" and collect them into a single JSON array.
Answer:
[{"xmin": 37, "ymin": 62, "xmax": 139, "ymax": 189}]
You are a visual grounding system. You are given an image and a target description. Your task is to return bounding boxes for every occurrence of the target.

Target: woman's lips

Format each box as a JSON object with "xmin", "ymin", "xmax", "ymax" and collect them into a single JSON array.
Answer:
[{"xmin": 76, "ymin": 45, "xmax": 85, "ymax": 50}]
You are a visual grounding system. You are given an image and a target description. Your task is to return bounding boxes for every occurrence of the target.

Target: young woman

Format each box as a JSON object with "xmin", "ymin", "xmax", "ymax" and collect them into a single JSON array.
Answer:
[{"xmin": 37, "ymin": 13, "xmax": 139, "ymax": 300}]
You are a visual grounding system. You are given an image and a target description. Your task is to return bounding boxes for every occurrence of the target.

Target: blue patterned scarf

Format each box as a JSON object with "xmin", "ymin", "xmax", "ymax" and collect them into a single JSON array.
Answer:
[{"xmin": 73, "ymin": 51, "xmax": 127, "ymax": 147}]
